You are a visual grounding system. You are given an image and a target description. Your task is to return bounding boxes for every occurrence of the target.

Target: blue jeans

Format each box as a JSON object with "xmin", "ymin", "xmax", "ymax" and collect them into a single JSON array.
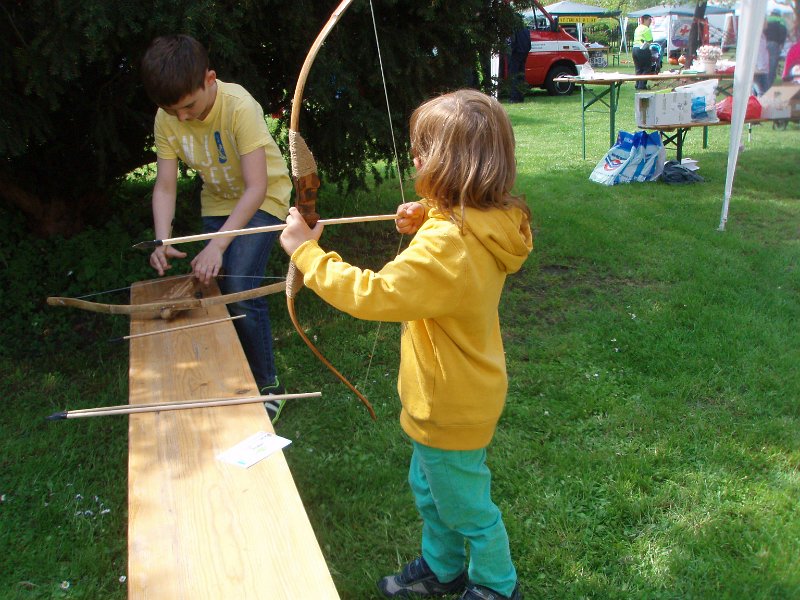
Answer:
[
  {"xmin": 202, "ymin": 209, "xmax": 282, "ymax": 389},
  {"xmin": 767, "ymin": 41, "xmax": 781, "ymax": 91},
  {"xmin": 754, "ymin": 72, "xmax": 771, "ymax": 96},
  {"xmin": 408, "ymin": 441, "xmax": 517, "ymax": 597}
]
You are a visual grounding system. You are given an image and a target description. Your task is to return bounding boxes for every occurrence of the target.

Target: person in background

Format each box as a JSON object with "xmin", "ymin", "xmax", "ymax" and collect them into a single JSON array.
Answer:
[
  {"xmin": 140, "ymin": 35, "xmax": 292, "ymax": 423},
  {"xmin": 764, "ymin": 10, "xmax": 788, "ymax": 89},
  {"xmin": 508, "ymin": 17, "xmax": 532, "ymax": 103},
  {"xmin": 632, "ymin": 14, "xmax": 654, "ymax": 90},
  {"xmin": 754, "ymin": 28, "xmax": 771, "ymax": 95},
  {"xmin": 280, "ymin": 89, "xmax": 532, "ymax": 600}
]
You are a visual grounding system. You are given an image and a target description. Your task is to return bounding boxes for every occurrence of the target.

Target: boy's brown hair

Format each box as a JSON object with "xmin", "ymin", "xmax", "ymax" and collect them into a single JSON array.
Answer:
[{"xmin": 141, "ymin": 34, "xmax": 209, "ymax": 107}]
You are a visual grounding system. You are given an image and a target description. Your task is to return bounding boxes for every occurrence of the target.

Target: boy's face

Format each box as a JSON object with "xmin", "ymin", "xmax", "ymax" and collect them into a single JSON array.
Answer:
[{"xmin": 161, "ymin": 70, "xmax": 217, "ymax": 122}]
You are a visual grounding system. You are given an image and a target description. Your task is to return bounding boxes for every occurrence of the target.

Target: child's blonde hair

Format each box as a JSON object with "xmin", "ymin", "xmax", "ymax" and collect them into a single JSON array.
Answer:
[{"xmin": 410, "ymin": 89, "xmax": 530, "ymax": 223}]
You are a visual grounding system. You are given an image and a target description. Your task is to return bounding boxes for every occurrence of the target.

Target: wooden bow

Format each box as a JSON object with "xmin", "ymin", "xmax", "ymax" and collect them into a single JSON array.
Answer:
[
  {"xmin": 287, "ymin": 0, "xmax": 377, "ymax": 421},
  {"xmin": 48, "ymin": 279, "xmax": 286, "ymax": 319}
]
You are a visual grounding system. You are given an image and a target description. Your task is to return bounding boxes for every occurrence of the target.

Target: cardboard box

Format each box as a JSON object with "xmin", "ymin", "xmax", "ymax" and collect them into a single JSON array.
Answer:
[
  {"xmin": 635, "ymin": 91, "xmax": 694, "ymax": 127},
  {"xmin": 758, "ymin": 85, "xmax": 800, "ymax": 120}
]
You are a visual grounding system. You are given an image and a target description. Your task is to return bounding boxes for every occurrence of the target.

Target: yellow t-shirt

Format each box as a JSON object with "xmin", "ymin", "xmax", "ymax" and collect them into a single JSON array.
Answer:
[
  {"xmin": 634, "ymin": 24, "xmax": 653, "ymax": 48},
  {"xmin": 154, "ymin": 81, "xmax": 291, "ymax": 219}
]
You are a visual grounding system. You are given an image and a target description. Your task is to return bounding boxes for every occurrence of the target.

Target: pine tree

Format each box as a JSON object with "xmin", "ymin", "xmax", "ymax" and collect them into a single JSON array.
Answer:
[{"xmin": 1, "ymin": 0, "xmax": 514, "ymax": 236}]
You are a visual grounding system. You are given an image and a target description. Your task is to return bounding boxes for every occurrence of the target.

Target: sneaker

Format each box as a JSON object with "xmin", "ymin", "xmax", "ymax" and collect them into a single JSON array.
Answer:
[
  {"xmin": 377, "ymin": 556, "xmax": 467, "ymax": 598},
  {"xmin": 459, "ymin": 583, "xmax": 522, "ymax": 600},
  {"xmin": 261, "ymin": 378, "xmax": 286, "ymax": 424}
]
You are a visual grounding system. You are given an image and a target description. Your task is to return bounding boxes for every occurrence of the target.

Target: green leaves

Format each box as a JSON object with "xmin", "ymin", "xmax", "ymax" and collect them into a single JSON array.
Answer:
[{"xmin": 1, "ymin": 0, "xmax": 517, "ymax": 236}]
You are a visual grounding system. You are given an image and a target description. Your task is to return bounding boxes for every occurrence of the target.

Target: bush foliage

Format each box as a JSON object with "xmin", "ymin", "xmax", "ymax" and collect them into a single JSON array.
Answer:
[{"xmin": 1, "ymin": 0, "xmax": 516, "ymax": 237}]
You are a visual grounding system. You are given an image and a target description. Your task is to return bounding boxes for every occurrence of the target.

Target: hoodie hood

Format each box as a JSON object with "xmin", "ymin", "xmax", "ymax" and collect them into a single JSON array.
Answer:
[{"xmin": 430, "ymin": 205, "xmax": 533, "ymax": 274}]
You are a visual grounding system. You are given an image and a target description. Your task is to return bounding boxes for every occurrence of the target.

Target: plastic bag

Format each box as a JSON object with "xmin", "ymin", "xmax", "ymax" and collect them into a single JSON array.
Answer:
[
  {"xmin": 659, "ymin": 161, "xmax": 704, "ymax": 185},
  {"xmin": 674, "ymin": 79, "xmax": 719, "ymax": 123},
  {"xmin": 578, "ymin": 62, "xmax": 595, "ymax": 78},
  {"xmin": 589, "ymin": 130, "xmax": 666, "ymax": 186},
  {"xmin": 716, "ymin": 95, "xmax": 762, "ymax": 122}
]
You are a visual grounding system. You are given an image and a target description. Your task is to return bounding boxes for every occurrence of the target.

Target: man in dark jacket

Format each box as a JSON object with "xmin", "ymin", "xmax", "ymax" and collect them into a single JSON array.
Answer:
[
  {"xmin": 764, "ymin": 11, "xmax": 788, "ymax": 90},
  {"xmin": 508, "ymin": 21, "xmax": 531, "ymax": 103}
]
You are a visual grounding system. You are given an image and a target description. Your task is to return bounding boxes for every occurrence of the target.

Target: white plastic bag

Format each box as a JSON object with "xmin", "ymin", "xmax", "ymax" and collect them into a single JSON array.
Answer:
[
  {"xmin": 578, "ymin": 63, "xmax": 595, "ymax": 78},
  {"xmin": 590, "ymin": 131, "xmax": 666, "ymax": 186}
]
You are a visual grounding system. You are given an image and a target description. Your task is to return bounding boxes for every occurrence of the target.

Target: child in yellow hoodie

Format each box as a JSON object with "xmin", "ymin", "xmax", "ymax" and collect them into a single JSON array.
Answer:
[{"xmin": 280, "ymin": 89, "xmax": 532, "ymax": 600}]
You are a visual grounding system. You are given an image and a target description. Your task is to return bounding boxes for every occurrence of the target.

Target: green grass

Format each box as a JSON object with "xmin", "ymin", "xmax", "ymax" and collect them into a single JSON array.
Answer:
[{"xmin": 1, "ymin": 74, "xmax": 799, "ymax": 599}]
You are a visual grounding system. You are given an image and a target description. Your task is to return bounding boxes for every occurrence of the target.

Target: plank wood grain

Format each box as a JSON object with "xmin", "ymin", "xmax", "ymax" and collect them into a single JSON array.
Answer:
[{"xmin": 127, "ymin": 275, "xmax": 339, "ymax": 599}]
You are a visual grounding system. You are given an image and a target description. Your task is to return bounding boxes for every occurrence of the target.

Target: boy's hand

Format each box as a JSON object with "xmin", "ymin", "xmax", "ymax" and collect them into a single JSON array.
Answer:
[
  {"xmin": 190, "ymin": 242, "xmax": 224, "ymax": 285},
  {"xmin": 150, "ymin": 245, "xmax": 187, "ymax": 276},
  {"xmin": 395, "ymin": 202, "xmax": 425, "ymax": 235},
  {"xmin": 280, "ymin": 207, "xmax": 324, "ymax": 256}
]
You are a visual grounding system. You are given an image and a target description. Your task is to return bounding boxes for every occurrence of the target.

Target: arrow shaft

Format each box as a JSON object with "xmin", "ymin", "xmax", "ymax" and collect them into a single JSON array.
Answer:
[
  {"xmin": 113, "ymin": 314, "xmax": 245, "ymax": 342},
  {"xmin": 52, "ymin": 392, "xmax": 322, "ymax": 419},
  {"xmin": 136, "ymin": 213, "xmax": 397, "ymax": 249}
]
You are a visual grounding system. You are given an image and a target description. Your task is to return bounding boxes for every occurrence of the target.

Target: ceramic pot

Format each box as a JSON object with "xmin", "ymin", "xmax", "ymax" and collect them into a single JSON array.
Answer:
[{"xmin": 702, "ymin": 60, "xmax": 717, "ymax": 74}]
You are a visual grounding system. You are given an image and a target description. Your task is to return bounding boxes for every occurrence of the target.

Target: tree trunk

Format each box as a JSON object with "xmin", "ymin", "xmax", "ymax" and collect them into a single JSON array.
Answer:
[
  {"xmin": 686, "ymin": 1, "xmax": 708, "ymax": 65},
  {"xmin": 0, "ymin": 171, "xmax": 104, "ymax": 238}
]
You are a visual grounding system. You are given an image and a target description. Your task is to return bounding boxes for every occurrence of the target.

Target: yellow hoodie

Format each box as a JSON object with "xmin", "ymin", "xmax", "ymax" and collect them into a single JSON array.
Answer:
[{"xmin": 291, "ymin": 204, "xmax": 533, "ymax": 450}]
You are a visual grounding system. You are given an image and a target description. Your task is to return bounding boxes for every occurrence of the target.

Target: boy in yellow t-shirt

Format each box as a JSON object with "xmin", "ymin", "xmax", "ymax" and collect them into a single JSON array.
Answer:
[{"xmin": 141, "ymin": 34, "xmax": 292, "ymax": 422}]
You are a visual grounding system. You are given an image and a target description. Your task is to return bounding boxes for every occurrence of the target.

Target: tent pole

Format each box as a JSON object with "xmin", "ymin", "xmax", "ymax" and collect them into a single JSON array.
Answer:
[{"xmin": 718, "ymin": 0, "xmax": 768, "ymax": 231}]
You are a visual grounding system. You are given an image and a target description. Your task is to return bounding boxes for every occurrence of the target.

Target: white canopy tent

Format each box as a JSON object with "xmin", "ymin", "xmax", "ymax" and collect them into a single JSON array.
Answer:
[
  {"xmin": 711, "ymin": 1, "xmax": 795, "ymax": 49},
  {"xmin": 628, "ymin": 4, "xmax": 734, "ymax": 55},
  {"xmin": 719, "ymin": 0, "xmax": 769, "ymax": 230}
]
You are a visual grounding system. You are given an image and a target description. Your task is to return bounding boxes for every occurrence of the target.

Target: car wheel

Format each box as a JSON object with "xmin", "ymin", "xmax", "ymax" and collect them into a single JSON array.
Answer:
[{"xmin": 545, "ymin": 65, "xmax": 575, "ymax": 96}]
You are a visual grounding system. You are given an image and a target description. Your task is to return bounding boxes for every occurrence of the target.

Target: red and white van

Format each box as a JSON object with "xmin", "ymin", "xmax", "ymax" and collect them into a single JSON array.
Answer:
[{"xmin": 521, "ymin": 1, "xmax": 590, "ymax": 95}]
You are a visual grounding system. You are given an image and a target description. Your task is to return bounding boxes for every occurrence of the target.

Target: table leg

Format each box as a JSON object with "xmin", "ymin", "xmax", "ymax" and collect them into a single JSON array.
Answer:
[
  {"xmin": 581, "ymin": 84, "xmax": 587, "ymax": 160},
  {"xmin": 676, "ymin": 128, "xmax": 688, "ymax": 162},
  {"xmin": 609, "ymin": 83, "xmax": 619, "ymax": 147},
  {"xmin": 579, "ymin": 83, "xmax": 617, "ymax": 159}
]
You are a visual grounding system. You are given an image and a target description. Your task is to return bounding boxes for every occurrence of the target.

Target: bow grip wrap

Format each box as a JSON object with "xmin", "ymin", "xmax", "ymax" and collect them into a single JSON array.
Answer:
[
  {"xmin": 289, "ymin": 130, "xmax": 320, "ymax": 227},
  {"xmin": 286, "ymin": 262, "xmax": 305, "ymax": 300}
]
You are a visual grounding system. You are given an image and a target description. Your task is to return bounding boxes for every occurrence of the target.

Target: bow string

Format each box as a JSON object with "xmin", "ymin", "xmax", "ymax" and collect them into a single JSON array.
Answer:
[{"xmin": 286, "ymin": 0, "xmax": 377, "ymax": 421}]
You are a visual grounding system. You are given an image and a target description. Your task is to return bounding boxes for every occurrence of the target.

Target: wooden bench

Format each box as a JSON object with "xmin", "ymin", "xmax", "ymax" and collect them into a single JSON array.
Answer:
[{"xmin": 127, "ymin": 275, "xmax": 339, "ymax": 599}]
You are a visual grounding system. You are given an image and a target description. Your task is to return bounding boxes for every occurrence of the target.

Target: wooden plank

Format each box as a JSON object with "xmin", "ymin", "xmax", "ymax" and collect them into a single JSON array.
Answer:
[
  {"xmin": 554, "ymin": 72, "xmax": 735, "ymax": 85},
  {"xmin": 127, "ymin": 275, "xmax": 339, "ymax": 599},
  {"xmin": 645, "ymin": 118, "xmax": 770, "ymax": 131}
]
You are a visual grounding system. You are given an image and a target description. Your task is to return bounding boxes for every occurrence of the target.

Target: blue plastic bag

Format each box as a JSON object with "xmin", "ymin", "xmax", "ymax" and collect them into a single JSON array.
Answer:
[
  {"xmin": 676, "ymin": 79, "xmax": 719, "ymax": 123},
  {"xmin": 589, "ymin": 130, "xmax": 666, "ymax": 186}
]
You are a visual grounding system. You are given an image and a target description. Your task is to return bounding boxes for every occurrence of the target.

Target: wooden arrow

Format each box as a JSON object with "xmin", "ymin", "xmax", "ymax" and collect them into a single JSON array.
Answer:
[
  {"xmin": 133, "ymin": 213, "xmax": 397, "ymax": 250},
  {"xmin": 46, "ymin": 392, "xmax": 322, "ymax": 420}
]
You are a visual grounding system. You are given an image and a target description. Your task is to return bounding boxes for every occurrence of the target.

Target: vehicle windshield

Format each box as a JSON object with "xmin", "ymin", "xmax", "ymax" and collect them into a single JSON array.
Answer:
[{"xmin": 521, "ymin": 7, "xmax": 551, "ymax": 30}]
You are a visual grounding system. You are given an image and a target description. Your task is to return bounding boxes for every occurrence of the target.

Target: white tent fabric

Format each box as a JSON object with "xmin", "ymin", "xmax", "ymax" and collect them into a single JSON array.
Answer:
[
  {"xmin": 711, "ymin": 1, "xmax": 794, "ymax": 49},
  {"xmin": 719, "ymin": 0, "xmax": 768, "ymax": 230},
  {"xmin": 629, "ymin": 4, "xmax": 734, "ymax": 55},
  {"xmin": 621, "ymin": 16, "xmax": 628, "ymax": 52},
  {"xmin": 731, "ymin": 0, "xmax": 792, "ymax": 15}
]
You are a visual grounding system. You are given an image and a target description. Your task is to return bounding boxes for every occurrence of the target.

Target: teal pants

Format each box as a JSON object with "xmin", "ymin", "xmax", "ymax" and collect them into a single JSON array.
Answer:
[{"xmin": 409, "ymin": 441, "xmax": 517, "ymax": 597}]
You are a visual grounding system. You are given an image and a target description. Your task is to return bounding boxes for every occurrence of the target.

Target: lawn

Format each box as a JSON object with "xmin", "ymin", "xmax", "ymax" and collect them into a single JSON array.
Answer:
[{"xmin": 1, "ymin": 70, "xmax": 798, "ymax": 599}]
